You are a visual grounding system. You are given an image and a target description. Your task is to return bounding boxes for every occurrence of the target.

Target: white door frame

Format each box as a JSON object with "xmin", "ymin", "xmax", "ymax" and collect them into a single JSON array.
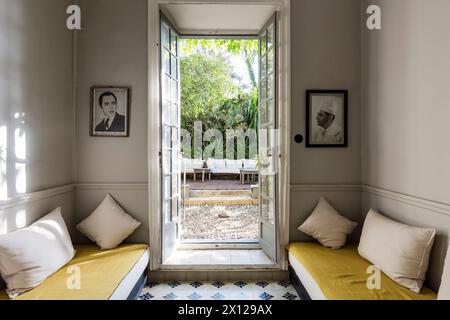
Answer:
[{"xmin": 148, "ymin": 0, "xmax": 291, "ymax": 271}]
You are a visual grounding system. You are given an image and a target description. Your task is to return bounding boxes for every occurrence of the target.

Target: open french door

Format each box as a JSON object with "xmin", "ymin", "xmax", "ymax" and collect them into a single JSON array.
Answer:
[
  {"xmin": 258, "ymin": 13, "xmax": 278, "ymax": 262},
  {"xmin": 160, "ymin": 14, "xmax": 181, "ymax": 263}
]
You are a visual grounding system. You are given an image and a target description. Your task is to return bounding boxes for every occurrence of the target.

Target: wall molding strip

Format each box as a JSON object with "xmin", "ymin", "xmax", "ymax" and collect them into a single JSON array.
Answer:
[
  {"xmin": 363, "ymin": 185, "xmax": 450, "ymax": 217},
  {"xmin": 290, "ymin": 184, "xmax": 362, "ymax": 192},
  {"xmin": 76, "ymin": 183, "xmax": 148, "ymax": 190},
  {"xmin": 290, "ymin": 183, "xmax": 450, "ymax": 217},
  {"xmin": 0, "ymin": 184, "xmax": 76, "ymax": 211}
]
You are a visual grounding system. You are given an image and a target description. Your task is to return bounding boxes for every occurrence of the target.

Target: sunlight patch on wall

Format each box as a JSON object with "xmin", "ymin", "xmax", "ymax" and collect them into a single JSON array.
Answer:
[
  {"xmin": 0, "ymin": 125, "xmax": 7, "ymax": 200},
  {"xmin": 14, "ymin": 127, "xmax": 26, "ymax": 160},
  {"xmin": 15, "ymin": 163, "xmax": 26, "ymax": 194},
  {"xmin": 15, "ymin": 209, "xmax": 26, "ymax": 228},
  {"xmin": 14, "ymin": 112, "xmax": 27, "ymax": 195},
  {"xmin": 0, "ymin": 218, "xmax": 6, "ymax": 235}
]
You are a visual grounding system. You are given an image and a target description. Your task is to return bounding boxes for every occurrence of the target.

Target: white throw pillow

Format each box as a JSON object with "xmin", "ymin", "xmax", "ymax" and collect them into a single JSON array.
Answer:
[
  {"xmin": 0, "ymin": 208, "xmax": 75, "ymax": 298},
  {"xmin": 76, "ymin": 194, "xmax": 141, "ymax": 250},
  {"xmin": 226, "ymin": 159, "xmax": 243, "ymax": 169},
  {"xmin": 437, "ymin": 246, "xmax": 450, "ymax": 300},
  {"xmin": 358, "ymin": 209, "xmax": 436, "ymax": 293},
  {"xmin": 298, "ymin": 197, "xmax": 357, "ymax": 249}
]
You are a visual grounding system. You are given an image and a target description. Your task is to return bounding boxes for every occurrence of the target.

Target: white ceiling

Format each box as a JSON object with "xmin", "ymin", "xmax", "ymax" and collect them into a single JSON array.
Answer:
[{"xmin": 161, "ymin": 4, "xmax": 278, "ymax": 35}]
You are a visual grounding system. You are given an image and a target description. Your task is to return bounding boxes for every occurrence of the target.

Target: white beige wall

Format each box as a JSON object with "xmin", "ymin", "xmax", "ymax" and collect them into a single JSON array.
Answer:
[
  {"xmin": 0, "ymin": 0, "xmax": 74, "ymax": 195},
  {"xmin": 362, "ymin": 0, "xmax": 450, "ymax": 291},
  {"xmin": 0, "ymin": 0, "xmax": 75, "ymax": 236},
  {"xmin": 75, "ymin": 0, "xmax": 149, "ymax": 243},
  {"xmin": 289, "ymin": 0, "xmax": 363, "ymax": 241}
]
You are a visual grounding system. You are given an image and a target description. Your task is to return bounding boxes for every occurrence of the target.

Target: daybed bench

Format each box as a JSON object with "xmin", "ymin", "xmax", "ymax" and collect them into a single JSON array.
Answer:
[
  {"xmin": 287, "ymin": 242, "xmax": 437, "ymax": 300},
  {"xmin": 0, "ymin": 244, "xmax": 149, "ymax": 300}
]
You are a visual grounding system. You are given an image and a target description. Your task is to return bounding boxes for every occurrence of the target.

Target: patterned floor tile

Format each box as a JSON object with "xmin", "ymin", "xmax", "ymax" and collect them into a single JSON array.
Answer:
[
  {"xmin": 277, "ymin": 280, "xmax": 290, "ymax": 288},
  {"xmin": 259, "ymin": 292, "xmax": 274, "ymax": 300},
  {"xmin": 211, "ymin": 281, "xmax": 226, "ymax": 288},
  {"xmin": 162, "ymin": 292, "xmax": 177, "ymax": 300},
  {"xmin": 211, "ymin": 292, "xmax": 225, "ymax": 300},
  {"xmin": 168, "ymin": 281, "xmax": 181, "ymax": 288},
  {"xmin": 187, "ymin": 292, "xmax": 202, "ymax": 300},
  {"xmin": 137, "ymin": 280, "xmax": 300, "ymax": 301},
  {"xmin": 255, "ymin": 281, "xmax": 269, "ymax": 288},
  {"xmin": 233, "ymin": 281, "xmax": 248, "ymax": 288},
  {"xmin": 190, "ymin": 281, "xmax": 204, "ymax": 288},
  {"xmin": 282, "ymin": 292, "xmax": 298, "ymax": 300}
]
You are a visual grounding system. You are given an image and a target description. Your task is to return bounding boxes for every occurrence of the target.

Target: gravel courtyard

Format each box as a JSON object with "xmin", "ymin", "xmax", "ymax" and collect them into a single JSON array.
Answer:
[{"xmin": 180, "ymin": 205, "xmax": 258, "ymax": 240}]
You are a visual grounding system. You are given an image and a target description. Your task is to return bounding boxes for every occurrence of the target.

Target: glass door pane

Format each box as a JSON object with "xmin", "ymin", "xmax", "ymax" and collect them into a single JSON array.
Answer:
[
  {"xmin": 161, "ymin": 14, "xmax": 180, "ymax": 263},
  {"xmin": 258, "ymin": 13, "xmax": 278, "ymax": 262}
]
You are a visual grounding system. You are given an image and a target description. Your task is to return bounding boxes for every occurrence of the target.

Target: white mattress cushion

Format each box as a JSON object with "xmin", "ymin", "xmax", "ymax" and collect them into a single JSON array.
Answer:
[
  {"xmin": 438, "ymin": 246, "xmax": 450, "ymax": 300},
  {"xmin": 77, "ymin": 194, "xmax": 141, "ymax": 250},
  {"xmin": 358, "ymin": 209, "xmax": 436, "ymax": 293},
  {"xmin": 0, "ymin": 208, "xmax": 75, "ymax": 298},
  {"xmin": 298, "ymin": 197, "xmax": 357, "ymax": 249},
  {"xmin": 288, "ymin": 252, "xmax": 326, "ymax": 300}
]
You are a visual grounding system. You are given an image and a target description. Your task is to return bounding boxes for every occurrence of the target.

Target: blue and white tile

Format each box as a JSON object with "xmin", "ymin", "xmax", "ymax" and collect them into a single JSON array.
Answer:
[{"xmin": 138, "ymin": 280, "xmax": 299, "ymax": 301}]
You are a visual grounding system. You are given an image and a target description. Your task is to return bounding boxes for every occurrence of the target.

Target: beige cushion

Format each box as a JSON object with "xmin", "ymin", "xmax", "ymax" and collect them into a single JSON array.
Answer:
[
  {"xmin": 438, "ymin": 246, "xmax": 450, "ymax": 300},
  {"xmin": 76, "ymin": 194, "xmax": 141, "ymax": 250},
  {"xmin": 0, "ymin": 208, "xmax": 75, "ymax": 298},
  {"xmin": 298, "ymin": 197, "xmax": 357, "ymax": 249},
  {"xmin": 358, "ymin": 209, "xmax": 436, "ymax": 293}
]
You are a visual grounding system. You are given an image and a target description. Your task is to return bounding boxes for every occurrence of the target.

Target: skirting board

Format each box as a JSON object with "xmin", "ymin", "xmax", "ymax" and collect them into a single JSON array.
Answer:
[{"xmin": 148, "ymin": 270, "xmax": 289, "ymax": 282}]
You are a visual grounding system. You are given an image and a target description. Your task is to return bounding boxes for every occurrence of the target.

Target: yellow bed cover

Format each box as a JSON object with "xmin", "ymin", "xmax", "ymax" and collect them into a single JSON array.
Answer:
[
  {"xmin": 0, "ymin": 244, "xmax": 148, "ymax": 300},
  {"xmin": 288, "ymin": 242, "xmax": 436, "ymax": 300}
]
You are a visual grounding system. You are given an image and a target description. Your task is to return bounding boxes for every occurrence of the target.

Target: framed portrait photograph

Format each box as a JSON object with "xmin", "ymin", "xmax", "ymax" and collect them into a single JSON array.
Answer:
[
  {"xmin": 306, "ymin": 90, "xmax": 348, "ymax": 148},
  {"xmin": 90, "ymin": 87, "xmax": 130, "ymax": 137}
]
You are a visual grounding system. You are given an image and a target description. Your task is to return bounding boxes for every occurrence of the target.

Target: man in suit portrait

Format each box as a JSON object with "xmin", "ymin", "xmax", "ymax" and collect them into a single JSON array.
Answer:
[
  {"xmin": 313, "ymin": 99, "xmax": 343, "ymax": 143},
  {"xmin": 95, "ymin": 91, "xmax": 125, "ymax": 132}
]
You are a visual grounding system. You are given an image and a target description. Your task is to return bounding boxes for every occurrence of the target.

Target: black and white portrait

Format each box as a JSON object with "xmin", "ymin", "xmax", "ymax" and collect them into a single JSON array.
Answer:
[
  {"xmin": 91, "ymin": 87, "xmax": 129, "ymax": 137},
  {"xmin": 306, "ymin": 90, "xmax": 348, "ymax": 147}
]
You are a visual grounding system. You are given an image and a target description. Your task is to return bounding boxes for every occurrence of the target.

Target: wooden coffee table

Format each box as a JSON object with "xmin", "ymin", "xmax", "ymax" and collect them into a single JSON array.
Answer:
[
  {"xmin": 240, "ymin": 169, "xmax": 259, "ymax": 184},
  {"xmin": 193, "ymin": 168, "xmax": 211, "ymax": 182}
]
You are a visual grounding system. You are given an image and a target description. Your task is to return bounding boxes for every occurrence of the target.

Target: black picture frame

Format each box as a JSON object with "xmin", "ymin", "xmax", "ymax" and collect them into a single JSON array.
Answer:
[
  {"xmin": 305, "ymin": 90, "xmax": 348, "ymax": 148},
  {"xmin": 90, "ymin": 86, "xmax": 131, "ymax": 137}
]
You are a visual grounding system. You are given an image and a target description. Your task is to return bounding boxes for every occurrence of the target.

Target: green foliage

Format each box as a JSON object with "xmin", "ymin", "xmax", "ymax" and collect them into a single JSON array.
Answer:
[{"xmin": 180, "ymin": 39, "xmax": 259, "ymax": 159}]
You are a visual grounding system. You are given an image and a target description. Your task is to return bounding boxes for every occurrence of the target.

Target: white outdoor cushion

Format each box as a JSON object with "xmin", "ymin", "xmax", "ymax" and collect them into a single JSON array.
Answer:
[
  {"xmin": 182, "ymin": 158, "xmax": 204, "ymax": 170},
  {"xmin": 206, "ymin": 158, "xmax": 216, "ymax": 169},
  {"xmin": 243, "ymin": 159, "xmax": 257, "ymax": 169},
  {"xmin": 358, "ymin": 209, "xmax": 436, "ymax": 293},
  {"xmin": 0, "ymin": 207, "xmax": 75, "ymax": 298},
  {"xmin": 226, "ymin": 159, "xmax": 243, "ymax": 169},
  {"xmin": 214, "ymin": 159, "xmax": 226, "ymax": 169},
  {"xmin": 76, "ymin": 194, "xmax": 141, "ymax": 250},
  {"xmin": 438, "ymin": 246, "xmax": 450, "ymax": 300},
  {"xmin": 211, "ymin": 168, "xmax": 241, "ymax": 174},
  {"xmin": 298, "ymin": 197, "xmax": 357, "ymax": 249},
  {"xmin": 190, "ymin": 159, "xmax": 204, "ymax": 169}
]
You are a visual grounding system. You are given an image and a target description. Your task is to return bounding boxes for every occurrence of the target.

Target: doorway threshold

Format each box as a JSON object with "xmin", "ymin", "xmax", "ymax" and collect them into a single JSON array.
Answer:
[
  {"xmin": 161, "ymin": 249, "xmax": 276, "ymax": 270},
  {"xmin": 178, "ymin": 240, "xmax": 260, "ymax": 250}
]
